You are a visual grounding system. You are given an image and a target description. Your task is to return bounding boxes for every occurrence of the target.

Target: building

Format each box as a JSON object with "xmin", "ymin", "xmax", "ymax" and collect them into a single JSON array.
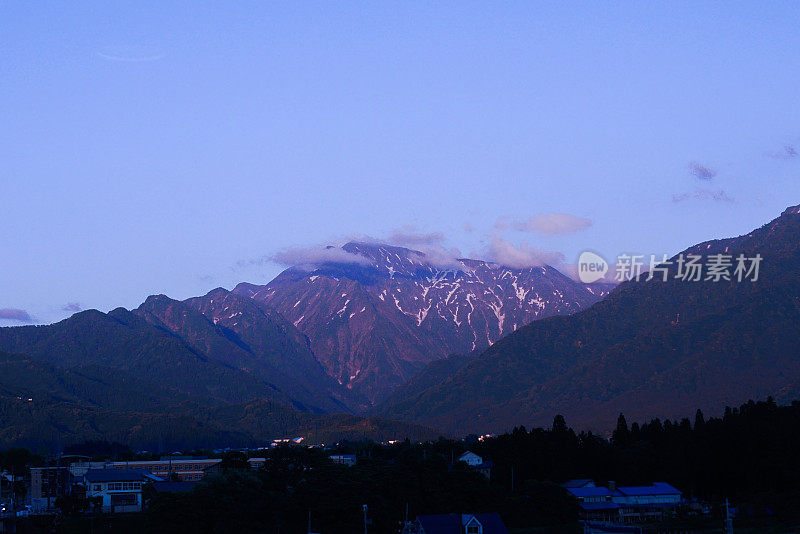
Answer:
[
  {"xmin": 614, "ymin": 483, "xmax": 682, "ymax": 522},
  {"xmin": 108, "ymin": 458, "xmax": 222, "ymax": 482},
  {"xmin": 564, "ymin": 485, "xmax": 619, "ymax": 522},
  {"xmin": 67, "ymin": 461, "xmax": 107, "ymax": 477},
  {"xmin": 329, "ymin": 454, "xmax": 357, "ymax": 467},
  {"xmin": 562, "ymin": 479, "xmax": 595, "ymax": 489},
  {"xmin": 84, "ymin": 469, "xmax": 162, "ymax": 513},
  {"xmin": 198, "ymin": 457, "xmax": 267, "ymax": 477},
  {"xmin": 565, "ymin": 481, "xmax": 682, "ymax": 523},
  {"xmin": 30, "ymin": 467, "xmax": 72, "ymax": 514},
  {"xmin": 247, "ymin": 457, "xmax": 266, "ymax": 470},
  {"xmin": 457, "ymin": 452, "xmax": 483, "ymax": 466},
  {"xmin": 457, "ymin": 452, "xmax": 492, "ymax": 479},
  {"xmin": 403, "ymin": 513, "xmax": 509, "ymax": 534}
]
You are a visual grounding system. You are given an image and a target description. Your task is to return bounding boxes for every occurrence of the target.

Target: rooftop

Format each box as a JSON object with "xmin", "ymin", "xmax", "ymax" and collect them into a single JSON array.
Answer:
[
  {"xmin": 84, "ymin": 469, "xmax": 161, "ymax": 483},
  {"xmin": 566, "ymin": 486, "xmax": 614, "ymax": 498},
  {"xmin": 417, "ymin": 513, "xmax": 509, "ymax": 534},
  {"xmin": 616, "ymin": 482, "xmax": 681, "ymax": 496},
  {"xmin": 562, "ymin": 479, "xmax": 595, "ymax": 488}
]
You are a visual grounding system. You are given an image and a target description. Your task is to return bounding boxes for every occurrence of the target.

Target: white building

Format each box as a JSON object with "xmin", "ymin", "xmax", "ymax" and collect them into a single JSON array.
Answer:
[{"xmin": 84, "ymin": 469, "xmax": 162, "ymax": 513}]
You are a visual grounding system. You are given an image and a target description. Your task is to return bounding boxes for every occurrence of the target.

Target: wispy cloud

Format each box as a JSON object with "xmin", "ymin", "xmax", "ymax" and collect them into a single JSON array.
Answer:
[
  {"xmin": 672, "ymin": 188, "xmax": 734, "ymax": 203},
  {"xmin": 384, "ymin": 226, "xmax": 464, "ymax": 269},
  {"xmin": 766, "ymin": 145, "xmax": 798, "ymax": 160},
  {"xmin": 417, "ymin": 245, "xmax": 465, "ymax": 270},
  {"xmin": 62, "ymin": 302, "xmax": 82, "ymax": 312},
  {"xmin": 0, "ymin": 308, "xmax": 33, "ymax": 323},
  {"xmin": 269, "ymin": 245, "xmax": 372, "ymax": 269},
  {"xmin": 495, "ymin": 213, "xmax": 592, "ymax": 236},
  {"xmin": 486, "ymin": 235, "xmax": 565, "ymax": 269},
  {"xmin": 387, "ymin": 225, "xmax": 446, "ymax": 246},
  {"xmin": 688, "ymin": 161, "xmax": 717, "ymax": 181},
  {"xmin": 96, "ymin": 51, "xmax": 165, "ymax": 63}
]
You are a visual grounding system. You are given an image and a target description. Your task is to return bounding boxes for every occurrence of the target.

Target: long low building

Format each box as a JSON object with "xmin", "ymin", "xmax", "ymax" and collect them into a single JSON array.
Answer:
[
  {"xmin": 109, "ymin": 459, "xmax": 222, "ymax": 482},
  {"xmin": 564, "ymin": 480, "xmax": 682, "ymax": 523},
  {"xmin": 80, "ymin": 457, "xmax": 266, "ymax": 482}
]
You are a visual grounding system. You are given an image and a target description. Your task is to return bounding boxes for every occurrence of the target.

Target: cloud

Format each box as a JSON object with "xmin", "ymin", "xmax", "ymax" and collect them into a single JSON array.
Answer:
[
  {"xmin": 766, "ymin": 145, "xmax": 798, "ymax": 160},
  {"xmin": 387, "ymin": 226, "xmax": 446, "ymax": 246},
  {"xmin": 486, "ymin": 235, "xmax": 565, "ymax": 269},
  {"xmin": 96, "ymin": 51, "xmax": 165, "ymax": 62},
  {"xmin": 495, "ymin": 213, "xmax": 593, "ymax": 236},
  {"xmin": 672, "ymin": 188, "xmax": 734, "ymax": 203},
  {"xmin": 461, "ymin": 221, "xmax": 475, "ymax": 233},
  {"xmin": 688, "ymin": 161, "xmax": 717, "ymax": 180},
  {"xmin": 417, "ymin": 245, "xmax": 466, "ymax": 270},
  {"xmin": 62, "ymin": 302, "xmax": 82, "ymax": 312},
  {"xmin": 269, "ymin": 245, "xmax": 372, "ymax": 269},
  {"xmin": 0, "ymin": 308, "xmax": 33, "ymax": 322},
  {"xmin": 381, "ymin": 225, "xmax": 464, "ymax": 269}
]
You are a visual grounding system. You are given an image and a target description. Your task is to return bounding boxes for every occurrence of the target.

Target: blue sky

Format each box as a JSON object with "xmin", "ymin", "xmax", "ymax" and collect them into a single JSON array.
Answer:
[{"xmin": 2, "ymin": 2, "xmax": 799, "ymax": 325}]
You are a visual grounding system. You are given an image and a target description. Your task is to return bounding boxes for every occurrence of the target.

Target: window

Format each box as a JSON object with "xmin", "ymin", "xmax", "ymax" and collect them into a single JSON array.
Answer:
[
  {"xmin": 466, "ymin": 525, "xmax": 481, "ymax": 534},
  {"xmin": 107, "ymin": 483, "xmax": 123, "ymax": 491},
  {"xmin": 122, "ymin": 482, "xmax": 141, "ymax": 491},
  {"xmin": 93, "ymin": 484, "xmax": 101, "ymax": 491}
]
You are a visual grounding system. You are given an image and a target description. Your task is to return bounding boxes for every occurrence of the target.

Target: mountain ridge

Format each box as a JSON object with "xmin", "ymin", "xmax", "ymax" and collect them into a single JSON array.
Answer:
[
  {"xmin": 234, "ymin": 241, "xmax": 612, "ymax": 403},
  {"xmin": 377, "ymin": 205, "xmax": 800, "ymax": 434}
]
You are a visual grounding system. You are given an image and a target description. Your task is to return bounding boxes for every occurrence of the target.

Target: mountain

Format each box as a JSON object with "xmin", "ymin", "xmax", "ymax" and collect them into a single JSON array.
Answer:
[
  {"xmin": 0, "ymin": 240, "xmax": 611, "ymax": 450},
  {"xmin": 377, "ymin": 205, "xmax": 800, "ymax": 435},
  {"xmin": 0, "ymin": 308, "xmax": 286, "ymax": 405},
  {"xmin": 133, "ymin": 289, "xmax": 356, "ymax": 412},
  {"xmin": 0, "ymin": 300, "xmax": 436, "ymax": 451},
  {"xmin": 0, "ymin": 391, "xmax": 439, "ymax": 453},
  {"xmin": 234, "ymin": 242, "xmax": 612, "ymax": 403},
  {"xmin": 0, "ymin": 351, "xmax": 195, "ymax": 413}
]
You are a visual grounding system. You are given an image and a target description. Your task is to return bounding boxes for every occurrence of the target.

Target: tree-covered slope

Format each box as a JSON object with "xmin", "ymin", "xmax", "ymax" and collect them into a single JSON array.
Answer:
[{"xmin": 379, "ymin": 205, "xmax": 800, "ymax": 434}]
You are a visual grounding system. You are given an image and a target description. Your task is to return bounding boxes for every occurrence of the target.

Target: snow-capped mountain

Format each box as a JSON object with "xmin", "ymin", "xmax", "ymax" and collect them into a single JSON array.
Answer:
[{"xmin": 234, "ymin": 242, "xmax": 612, "ymax": 404}]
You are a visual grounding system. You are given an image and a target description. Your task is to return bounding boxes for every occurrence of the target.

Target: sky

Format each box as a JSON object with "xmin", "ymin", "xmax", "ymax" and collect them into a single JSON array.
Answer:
[{"xmin": 2, "ymin": 2, "xmax": 800, "ymax": 326}]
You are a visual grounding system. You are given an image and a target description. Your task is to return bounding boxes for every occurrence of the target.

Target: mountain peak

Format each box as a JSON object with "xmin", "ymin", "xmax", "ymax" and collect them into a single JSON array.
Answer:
[
  {"xmin": 341, "ymin": 241, "xmax": 425, "ymax": 260},
  {"xmin": 782, "ymin": 204, "xmax": 800, "ymax": 216}
]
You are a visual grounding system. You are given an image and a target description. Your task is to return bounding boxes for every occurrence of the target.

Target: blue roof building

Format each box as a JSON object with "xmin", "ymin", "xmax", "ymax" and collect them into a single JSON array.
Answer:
[
  {"xmin": 565, "ymin": 481, "xmax": 682, "ymax": 523},
  {"xmin": 403, "ymin": 513, "xmax": 509, "ymax": 534}
]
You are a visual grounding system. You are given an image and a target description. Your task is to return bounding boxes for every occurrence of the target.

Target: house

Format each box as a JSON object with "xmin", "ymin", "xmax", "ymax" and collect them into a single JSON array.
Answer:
[
  {"xmin": 457, "ymin": 452, "xmax": 483, "ymax": 466},
  {"xmin": 457, "ymin": 452, "xmax": 492, "ymax": 479},
  {"xmin": 564, "ymin": 481, "xmax": 682, "ymax": 523},
  {"xmin": 403, "ymin": 513, "xmax": 509, "ymax": 534},
  {"xmin": 329, "ymin": 454, "xmax": 357, "ymax": 467},
  {"xmin": 30, "ymin": 467, "xmax": 72, "ymax": 514},
  {"xmin": 84, "ymin": 469, "xmax": 162, "ymax": 513}
]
